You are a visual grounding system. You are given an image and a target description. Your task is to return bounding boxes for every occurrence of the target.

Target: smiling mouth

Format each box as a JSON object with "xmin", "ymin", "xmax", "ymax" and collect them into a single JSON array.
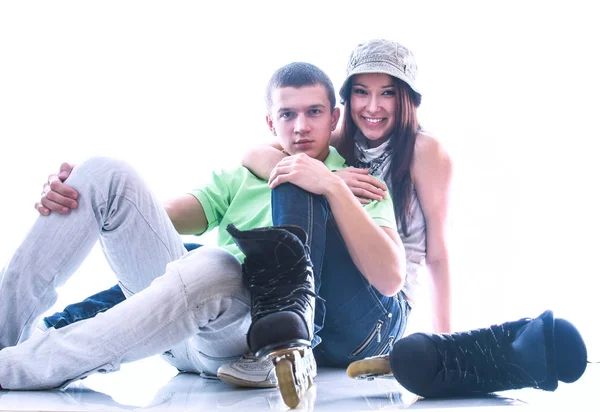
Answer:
[{"xmin": 362, "ymin": 117, "xmax": 385, "ymax": 124}]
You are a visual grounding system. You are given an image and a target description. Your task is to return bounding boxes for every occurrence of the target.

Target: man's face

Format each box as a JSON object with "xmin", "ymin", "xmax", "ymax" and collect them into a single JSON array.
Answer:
[{"xmin": 267, "ymin": 85, "xmax": 340, "ymax": 162}]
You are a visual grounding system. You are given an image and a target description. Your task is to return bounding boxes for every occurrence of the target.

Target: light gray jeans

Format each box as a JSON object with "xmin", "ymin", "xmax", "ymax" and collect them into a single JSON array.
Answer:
[{"xmin": 0, "ymin": 157, "xmax": 251, "ymax": 390}]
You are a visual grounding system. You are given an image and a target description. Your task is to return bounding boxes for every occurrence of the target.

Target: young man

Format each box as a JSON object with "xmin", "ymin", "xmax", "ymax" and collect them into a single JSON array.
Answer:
[{"xmin": 1, "ymin": 62, "xmax": 407, "ymax": 402}]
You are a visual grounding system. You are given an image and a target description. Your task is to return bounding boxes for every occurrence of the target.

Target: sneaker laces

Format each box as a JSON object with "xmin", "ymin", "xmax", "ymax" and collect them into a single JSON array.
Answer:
[
  {"xmin": 433, "ymin": 319, "xmax": 533, "ymax": 390},
  {"xmin": 243, "ymin": 254, "xmax": 323, "ymax": 321}
]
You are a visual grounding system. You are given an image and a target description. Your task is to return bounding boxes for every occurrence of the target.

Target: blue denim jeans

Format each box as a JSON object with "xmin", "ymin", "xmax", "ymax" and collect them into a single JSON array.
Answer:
[
  {"xmin": 271, "ymin": 184, "xmax": 410, "ymax": 367},
  {"xmin": 42, "ymin": 243, "xmax": 202, "ymax": 330}
]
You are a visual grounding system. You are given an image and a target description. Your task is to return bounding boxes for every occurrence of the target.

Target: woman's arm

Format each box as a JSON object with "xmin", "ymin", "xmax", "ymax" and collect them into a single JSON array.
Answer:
[
  {"xmin": 241, "ymin": 141, "xmax": 285, "ymax": 180},
  {"xmin": 242, "ymin": 141, "xmax": 388, "ymax": 202},
  {"xmin": 269, "ymin": 154, "xmax": 405, "ymax": 297},
  {"xmin": 412, "ymin": 133, "xmax": 453, "ymax": 333}
]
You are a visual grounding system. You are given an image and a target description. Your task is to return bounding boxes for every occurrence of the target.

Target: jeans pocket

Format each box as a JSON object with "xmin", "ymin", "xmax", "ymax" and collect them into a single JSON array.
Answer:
[
  {"xmin": 348, "ymin": 296, "xmax": 409, "ymax": 359},
  {"xmin": 349, "ymin": 315, "xmax": 396, "ymax": 358}
]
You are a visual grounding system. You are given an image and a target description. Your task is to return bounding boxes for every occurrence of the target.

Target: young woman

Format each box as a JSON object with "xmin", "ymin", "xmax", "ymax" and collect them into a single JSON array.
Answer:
[{"xmin": 243, "ymin": 38, "xmax": 452, "ymax": 334}]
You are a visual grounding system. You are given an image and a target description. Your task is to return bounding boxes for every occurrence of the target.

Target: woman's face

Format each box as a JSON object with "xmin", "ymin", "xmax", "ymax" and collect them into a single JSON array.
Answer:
[{"xmin": 350, "ymin": 73, "xmax": 397, "ymax": 147}]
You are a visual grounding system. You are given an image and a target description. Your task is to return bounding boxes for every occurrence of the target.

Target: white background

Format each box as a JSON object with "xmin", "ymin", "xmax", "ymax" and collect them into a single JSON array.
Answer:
[{"xmin": 1, "ymin": 0, "xmax": 598, "ymax": 361}]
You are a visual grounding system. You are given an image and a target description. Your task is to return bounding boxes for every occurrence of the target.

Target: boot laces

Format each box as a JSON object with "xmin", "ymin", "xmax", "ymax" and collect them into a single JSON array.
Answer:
[
  {"xmin": 433, "ymin": 319, "xmax": 534, "ymax": 390},
  {"xmin": 243, "ymin": 255, "xmax": 323, "ymax": 321}
]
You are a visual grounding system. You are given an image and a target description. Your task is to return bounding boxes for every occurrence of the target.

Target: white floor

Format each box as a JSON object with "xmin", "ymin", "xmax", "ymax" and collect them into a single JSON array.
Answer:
[{"xmin": 0, "ymin": 354, "xmax": 596, "ymax": 412}]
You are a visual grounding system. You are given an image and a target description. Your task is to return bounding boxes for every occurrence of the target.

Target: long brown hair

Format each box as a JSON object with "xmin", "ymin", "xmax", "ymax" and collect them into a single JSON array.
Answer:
[{"xmin": 336, "ymin": 77, "xmax": 420, "ymax": 237}]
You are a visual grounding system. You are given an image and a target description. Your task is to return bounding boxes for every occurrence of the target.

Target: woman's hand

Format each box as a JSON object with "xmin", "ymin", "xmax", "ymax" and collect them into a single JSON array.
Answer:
[{"xmin": 333, "ymin": 168, "xmax": 387, "ymax": 204}]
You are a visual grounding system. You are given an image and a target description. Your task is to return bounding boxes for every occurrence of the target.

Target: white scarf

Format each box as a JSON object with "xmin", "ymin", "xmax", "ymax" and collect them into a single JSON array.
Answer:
[{"xmin": 353, "ymin": 131, "xmax": 393, "ymax": 189}]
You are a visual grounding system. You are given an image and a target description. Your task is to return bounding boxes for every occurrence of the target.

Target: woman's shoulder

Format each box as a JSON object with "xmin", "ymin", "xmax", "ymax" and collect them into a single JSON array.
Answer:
[
  {"xmin": 414, "ymin": 131, "xmax": 450, "ymax": 161},
  {"xmin": 413, "ymin": 131, "xmax": 452, "ymax": 174}
]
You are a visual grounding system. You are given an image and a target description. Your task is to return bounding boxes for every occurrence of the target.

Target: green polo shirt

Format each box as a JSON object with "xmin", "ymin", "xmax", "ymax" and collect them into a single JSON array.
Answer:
[{"xmin": 191, "ymin": 147, "xmax": 396, "ymax": 262}]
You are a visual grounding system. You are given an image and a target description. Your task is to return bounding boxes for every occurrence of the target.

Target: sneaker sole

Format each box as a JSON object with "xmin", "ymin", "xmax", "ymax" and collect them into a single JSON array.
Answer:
[{"xmin": 217, "ymin": 370, "xmax": 278, "ymax": 388}]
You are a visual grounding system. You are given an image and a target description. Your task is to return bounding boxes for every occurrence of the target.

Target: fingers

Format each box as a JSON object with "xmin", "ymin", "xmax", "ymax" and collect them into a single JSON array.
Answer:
[
  {"xmin": 346, "ymin": 168, "xmax": 388, "ymax": 191},
  {"xmin": 37, "ymin": 167, "xmax": 79, "ymax": 216},
  {"xmin": 269, "ymin": 160, "xmax": 300, "ymax": 187},
  {"xmin": 48, "ymin": 175, "xmax": 79, "ymax": 200},
  {"xmin": 269, "ymin": 172, "xmax": 293, "ymax": 189},
  {"xmin": 58, "ymin": 162, "xmax": 75, "ymax": 181},
  {"xmin": 45, "ymin": 187, "xmax": 78, "ymax": 209},
  {"xmin": 268, "ymin": 164, "xmax": 295, "ymax": 186},
  {"xmin": 335, "ymin": 168, "xmax": 388, "ymax": 196},
  {"xmin": 357, "ymin": 174, "xmax": 388, "ymax": 192},
  {"xmin": 39, "ymin": 196, "xmax": 71, "ymax": 214},
  {"xmin": 34, "ymin": 202, "xmax": 51, "ymax": 216},
  {"xmin": 349, "ymin": 184, "xmax": 386, "ymax": 201},
  {"xmin": 349, "ymin": 167, "xmax": 371, "ymax": 174}
]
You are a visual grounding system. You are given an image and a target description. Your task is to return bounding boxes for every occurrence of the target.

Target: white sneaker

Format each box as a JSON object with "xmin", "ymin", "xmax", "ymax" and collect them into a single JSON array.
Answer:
[
  {"xmin": 217, "ymin": 354, "xmax": 278, "ymax": 388},
  {"xmin": 217, "ymin": 350, "xmax": 318, "ymax": 389}
]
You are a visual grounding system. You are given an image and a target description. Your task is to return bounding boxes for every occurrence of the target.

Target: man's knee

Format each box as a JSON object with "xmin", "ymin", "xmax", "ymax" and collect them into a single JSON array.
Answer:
[
  {"xmin": 174, "ymin": 247, "xmax": 248, "ymax": 304},
  {"xmin": 271, "ymin": 184, "xmax": 329, "ymax": 227},
  {"xmin": 69, "ymin": 156, "xmax": 142, "ymax": 188},
  {"xmin": 272, "ymin": 183, "xmax": 310, "ymax": 198},
  {"xmin": 272, "ymin": 183, "xmax": 328, "ymax": 209},
  {"xmin": 73, "ymin": 156, "xmax": 131, "ymax": 176}
]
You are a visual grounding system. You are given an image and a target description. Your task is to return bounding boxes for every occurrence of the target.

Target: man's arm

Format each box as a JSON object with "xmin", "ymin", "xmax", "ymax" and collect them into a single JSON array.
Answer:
[
  {"xmin": 269, "ymin": 154, "xmax": 405, "ymax": 297},
  {"xmin": 322, "ymin": 179, "xmax": 405, "ymax": 297},
  {"xmin": 164, "ymin": 194, "xmax": 208, "ymax": 235}
]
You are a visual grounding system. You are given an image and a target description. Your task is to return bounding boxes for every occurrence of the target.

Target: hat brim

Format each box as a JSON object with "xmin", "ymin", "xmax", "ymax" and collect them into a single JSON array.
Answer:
[{"xmin": 339, "ymin": 62, "xmax": 422, "ymax": 105}]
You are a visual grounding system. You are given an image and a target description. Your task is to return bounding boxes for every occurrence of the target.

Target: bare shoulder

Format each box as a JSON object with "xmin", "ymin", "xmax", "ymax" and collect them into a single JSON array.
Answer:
[
  {"xmin": 413, "ymin": 132, "xmax": 452, "ymax": 174},
  {"xmin": 412, "ymin": 132, "xmax": 453, "ymax": 220}
]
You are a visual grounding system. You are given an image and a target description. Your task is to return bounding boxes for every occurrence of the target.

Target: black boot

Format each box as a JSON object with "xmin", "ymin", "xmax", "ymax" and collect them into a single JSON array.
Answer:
[
  {"xmin": 389, "ymin": 310, "xmax": 588, "ymax": 398},
  {"xmin": 226, "ymin": 223, "xmax": 317, "ymax": 356}
]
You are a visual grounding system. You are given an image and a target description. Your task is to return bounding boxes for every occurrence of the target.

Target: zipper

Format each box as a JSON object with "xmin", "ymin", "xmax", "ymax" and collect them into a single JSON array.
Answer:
[
  {"xmin": 376, "ymin": 335, "xmax": 395, "ymax": 356},
  {"xmin": 350, "ymin": 319, "xmax": 384, "ymax": 357}
]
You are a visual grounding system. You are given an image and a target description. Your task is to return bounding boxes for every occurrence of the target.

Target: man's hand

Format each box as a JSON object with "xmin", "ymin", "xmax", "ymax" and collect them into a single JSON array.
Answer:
[
  {"xmin": 268, "ymin": 153, "xmax": 337, "ymax": 195},
  {"xmin": 35, "ymin": 163, "xmax": 79, "ymax": 216},
  {"xmin": 333, "ymin": 168, "xmax": 388, "ymax": 204}
]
